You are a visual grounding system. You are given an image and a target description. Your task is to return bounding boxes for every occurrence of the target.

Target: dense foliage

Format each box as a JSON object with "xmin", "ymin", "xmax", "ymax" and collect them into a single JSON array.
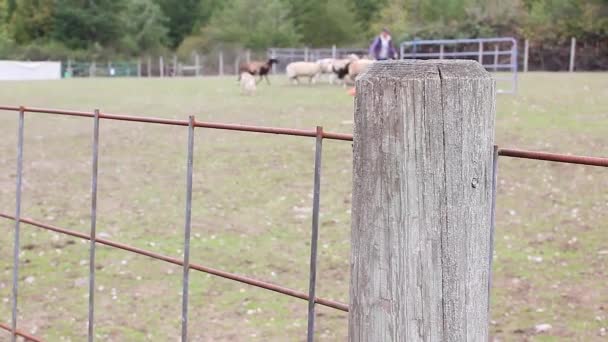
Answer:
[{"xmin": 0, "ymin": 0, "xmax": 605, "ymax": 59}]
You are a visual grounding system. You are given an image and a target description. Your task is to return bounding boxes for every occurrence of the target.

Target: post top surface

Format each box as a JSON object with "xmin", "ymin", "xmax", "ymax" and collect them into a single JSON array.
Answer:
[{"xmin": 357, "ymin": 59, "xmax": 491, "ymax": 82}]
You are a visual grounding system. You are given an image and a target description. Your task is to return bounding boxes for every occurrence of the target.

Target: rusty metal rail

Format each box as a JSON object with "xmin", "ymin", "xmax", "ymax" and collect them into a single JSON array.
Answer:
[
  {"xmin": 0, "ymin": 105, "xmax": 352, "ymax": 141},
  {"xmin": 0, "ymin": 212, "xmax": 348, "ymax": 313},
  {"xmin": 0, "ymin": 322, "xmax": 43, "ymax": 342},
  {"xmin": 497, "ymin": 148, "xmax": 608, "ymax": 167},
  {"xmin": 1, "ymin": 105, "xmax": 606, "ymax": 341}
]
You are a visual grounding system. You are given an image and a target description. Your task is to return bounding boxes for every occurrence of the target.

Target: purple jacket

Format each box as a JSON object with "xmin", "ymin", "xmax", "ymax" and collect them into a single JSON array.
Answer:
[{"xmin": 369, "ymin": 36, "xmax": 397, "ymax": 60}]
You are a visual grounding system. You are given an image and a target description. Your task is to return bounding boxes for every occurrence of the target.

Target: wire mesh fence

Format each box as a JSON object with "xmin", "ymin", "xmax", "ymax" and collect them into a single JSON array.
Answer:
[{"xmin": 0, "ymin": 105, "xmax": 606, "ymax": 341}]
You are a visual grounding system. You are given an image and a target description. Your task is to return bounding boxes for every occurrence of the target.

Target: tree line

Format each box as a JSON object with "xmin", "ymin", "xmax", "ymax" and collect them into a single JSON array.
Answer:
[{"xmin": 0, "ymin": 0, "xmax": 606, "ymax": 61}]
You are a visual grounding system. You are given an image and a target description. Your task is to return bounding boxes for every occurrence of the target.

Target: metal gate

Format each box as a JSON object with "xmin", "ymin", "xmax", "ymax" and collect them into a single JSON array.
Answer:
[{"xmin": 400, "ymin": 37, "xmax": 518, "ymax": 94}]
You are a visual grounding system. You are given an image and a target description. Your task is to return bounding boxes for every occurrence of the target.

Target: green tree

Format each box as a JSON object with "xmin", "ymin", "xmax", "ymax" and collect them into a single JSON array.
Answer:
[
  {"xmin": 205, "ymin": 0, "xmax": 300, "ymax": 49},
  {"xmin": 352, "ymin": 0, "xmax": 388, "ymax": 34},
  {"xmin": 52, "ymin": 0, "xmax": 127, "ymax": 50},
  {"xmin": 154, "ymin": 0, "xmax": 201, "ymax": 48},
  {"xmin": 9, "ymin": 0, "xmax": 55, "ymax": 44},
  {"xmin": 288, "ymin": 0, "xmax": 361, "ymax": 46},
  {"xmin": 122, "ymin": 0, "xmax": 169, "ymax": 53}
]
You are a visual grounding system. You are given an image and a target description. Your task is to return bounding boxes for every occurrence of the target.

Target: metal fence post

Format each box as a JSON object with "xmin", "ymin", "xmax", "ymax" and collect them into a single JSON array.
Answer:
[
  {"xmin": 87, "ymin": 109, "xmax": 100, "ymax": 342},
  {"xmin": 11, "ymin": 107, "xmax": 25, "ymax": 342},
  {"xmin": 524, "ymin": 39, "xmax": 529, "ymax": 72},
  {"xmin": 512, "ymin": 39, "xmax": 519, "ymax": 94},
  {"xmin": 219, "ymin": 51, "xmax": 224, "ymax": 76},
  {"xmin": 569, "ymin": 37, "xmax": 576, "ymax": 72},
  {"xmin": 332, "ymin": 45, "xmax": 337, "ymax": 59},
  {"xmin": 306, "ymin": 127, "xmax": 323, "ymax": 342},
  {"xmin": 160, "ymin": 56, "xmax": 164, "ymax": 78},
  {"xmin": 439, "ymin": 44, "xmax": 444, "ymax": 60},
  {"xmin": 305, "ymin": 47, "xmax": 309, "ymax": 62},
  {"xmin": 173, "ymin": 55, "xmax": 178, "ymax": 77},
  {"xmin": 137, "ymin": 59, "xmax": 142, "ymax": 78},
  {"xmin": 350, "ymin": 60, "xmax": 496, "ymax": 341},
  {"xmin": 271, "ymin": 49, "xmax": 277, "ymax": 75},
  {"xmin": 478, "ymin": 41, "xmax": 484, "ymax": 64},
  {"xmin": 493, "ymin": 45, "xmax": 499, "ymax": 71},
  {"xmin": 181, "ymin": 116, "xmax": 195, "ymax": 341},
  {"xmin": 246, "ymin": 50, "xmax": 251, "ymax": 64},
  {"xmin": 488, "ymin": 146, "xmax": 499, "ymax": 317}
]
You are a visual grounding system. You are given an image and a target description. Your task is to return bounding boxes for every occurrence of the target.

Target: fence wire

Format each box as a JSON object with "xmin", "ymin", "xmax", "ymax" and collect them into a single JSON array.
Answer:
[{"xmin": 0, "ymin": 105, "xmax": 606, "ymax": 341}]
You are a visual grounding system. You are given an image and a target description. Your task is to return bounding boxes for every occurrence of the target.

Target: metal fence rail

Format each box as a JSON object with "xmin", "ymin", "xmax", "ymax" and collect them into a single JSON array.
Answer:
[
  {"xmin": 1, "ymin": 105, "xmax": 606, "ymax": 341},
  {"xmin": 400, "ymin": 37, "xmax": 519, "ymax": 94}
]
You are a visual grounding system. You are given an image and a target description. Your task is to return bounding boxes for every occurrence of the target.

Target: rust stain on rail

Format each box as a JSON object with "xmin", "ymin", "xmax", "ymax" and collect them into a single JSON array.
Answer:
[
  {"xmin": 0, "ymin": 322, "xmax": 44, "ymax": 342},
  {"xmin": 0, "ymin": 105, "xmax": 354, "ymax": 141},
  {"xmin": 498, "ymin": 148, "xmax": 608, "ymax": 167},
  {"xmin": 0, "ymin": 213, "xmax": 349, "ymax": 312}
]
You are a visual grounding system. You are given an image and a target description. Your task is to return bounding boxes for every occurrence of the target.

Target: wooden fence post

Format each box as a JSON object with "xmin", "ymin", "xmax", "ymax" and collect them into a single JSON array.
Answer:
[
  {"xmin": 137, "ymin": 59, "xmax": 141, "ymax": 78},
  {"xmin": 147, "ymin": 56, "xmax": 152, "ymax": 77},
  {"xmin": 569, "ymin": 37, "xmax": 576, "ymax": 72},
  {"xmin": 350, "ymin": 60, "xmax": 496, "ymax": 341}
]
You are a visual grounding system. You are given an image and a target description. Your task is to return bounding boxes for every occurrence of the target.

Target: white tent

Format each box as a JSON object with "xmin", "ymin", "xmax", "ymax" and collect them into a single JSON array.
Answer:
[{"xmin": 0, "ymin": 60, "xmax": 62, "ymax": 80}]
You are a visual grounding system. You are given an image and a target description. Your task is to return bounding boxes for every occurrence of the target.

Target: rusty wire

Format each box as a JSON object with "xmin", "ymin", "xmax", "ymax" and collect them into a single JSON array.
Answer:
[
  {"xmin": 0, "ymin": 322, "xmax": 43, "ymax": 342},
  {"xmin": 1, "ymin": 105, "xmax": 607, "ymax": 340},
  {"xmin": 1, "ymin": 106, "xmax": 606, "ymax": 167},
  {"xmin": 0, "ymin": 212, "xmax": 349, "ymax": 313}
]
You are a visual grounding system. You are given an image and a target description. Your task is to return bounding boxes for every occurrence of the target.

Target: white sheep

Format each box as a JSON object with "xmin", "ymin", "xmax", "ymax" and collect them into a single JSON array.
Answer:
[
  {"xmin": 316, "ymin": 58, "xmax": 336, "ymax": 84},
  {"xmin": 286, "ymin": 61, "xmax": 321, "ymax": 85},
  {"xmin": 240, "ymin": 72, "xmax": 256, "ymax": 95},
  {"xmin": 348, "ymin": 59, "xmax": 374, "ymax": 80}
]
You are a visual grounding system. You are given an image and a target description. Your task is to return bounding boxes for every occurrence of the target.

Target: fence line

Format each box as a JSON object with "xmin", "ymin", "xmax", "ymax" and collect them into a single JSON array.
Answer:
[{"xmin": 1, "ymin": 104, "xmax": 607, "ymax": 341}]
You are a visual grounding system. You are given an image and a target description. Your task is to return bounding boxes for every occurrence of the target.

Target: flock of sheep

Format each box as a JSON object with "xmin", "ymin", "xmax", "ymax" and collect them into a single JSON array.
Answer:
[{"xmin": 238, "ymin": 54, "xmax": 374, "ymax": 95}]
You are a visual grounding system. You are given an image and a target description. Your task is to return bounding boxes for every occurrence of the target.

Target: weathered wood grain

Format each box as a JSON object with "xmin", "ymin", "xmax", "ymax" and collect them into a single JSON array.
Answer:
[{"xmin": 349, "ymin": 60, "xmax": 495, "ymax": 341}]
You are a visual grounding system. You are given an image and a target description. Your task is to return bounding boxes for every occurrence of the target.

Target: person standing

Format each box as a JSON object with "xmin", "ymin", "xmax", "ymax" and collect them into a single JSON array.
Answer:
[{"xmin": 369, "ymin": 28, "xmax": 398, "ymax": 60}]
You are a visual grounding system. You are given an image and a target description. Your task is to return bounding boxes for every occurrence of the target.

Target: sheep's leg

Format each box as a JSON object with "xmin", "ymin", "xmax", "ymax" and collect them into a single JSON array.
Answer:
[{"xmin": 265, "ymin": 75, "xmax": 271, "ymax": 85}]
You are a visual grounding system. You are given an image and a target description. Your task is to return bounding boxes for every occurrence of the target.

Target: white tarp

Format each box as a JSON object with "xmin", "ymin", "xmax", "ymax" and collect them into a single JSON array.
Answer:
[{"xmin": 0, "ymin": 60, "xmax": 62, "ymax": 80}]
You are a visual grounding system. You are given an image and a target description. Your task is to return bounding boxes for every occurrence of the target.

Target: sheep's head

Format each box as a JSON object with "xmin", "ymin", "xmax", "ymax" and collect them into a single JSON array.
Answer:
[
  {"xmin": 333, "ymin": 62, "xmax": 351, "ymax": 79},
  {"xmin": 267, "ymin": 58, "xmax": 279, "ymax": 66}
]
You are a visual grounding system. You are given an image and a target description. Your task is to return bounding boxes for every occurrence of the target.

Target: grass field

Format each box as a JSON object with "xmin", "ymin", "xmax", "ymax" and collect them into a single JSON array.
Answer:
[{"xmin": 0, "ymin": 72, "xmax": 607, "ymax": 341}]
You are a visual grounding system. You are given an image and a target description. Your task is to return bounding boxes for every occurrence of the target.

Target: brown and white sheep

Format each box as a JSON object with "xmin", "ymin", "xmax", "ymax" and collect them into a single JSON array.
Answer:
[{"xmin": 238, "ymin": 58, "xmax": 279, "ymax": 85}]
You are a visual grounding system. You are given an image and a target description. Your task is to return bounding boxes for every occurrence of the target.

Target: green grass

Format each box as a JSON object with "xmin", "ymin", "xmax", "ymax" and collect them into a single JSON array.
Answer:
[{"xmin": 0, "ymin": 73, "xmax": 607, "ymax": 341}]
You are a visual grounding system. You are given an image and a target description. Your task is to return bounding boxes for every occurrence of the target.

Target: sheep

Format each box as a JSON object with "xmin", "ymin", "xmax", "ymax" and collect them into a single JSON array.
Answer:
[
  {"xmin": 347, "ymin": 59, "xmax": 374, "ymax": 80},
  {"xmin": 331, "ymin": 54, "xmax": 361, "ymax": 86},
  {"xmin": 238, "ymin": 58, "xmax": 278, "ymax": 85},
  {"xmin": 316, "ymin": 58, "xmax": 335, "ymax": 84},
  {"xmin": 240, "ymin": 72, "xmax": 256, "ymax": 96},
  {"xmin": 286, "ymin": 61, "xmax": 321, "ymax": 85}
]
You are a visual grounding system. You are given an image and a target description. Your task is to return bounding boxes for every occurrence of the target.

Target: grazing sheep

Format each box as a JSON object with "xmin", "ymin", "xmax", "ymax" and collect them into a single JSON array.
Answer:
[
  {"xmin": 331, "ymin": 54, "xmax": 361, "ymax": 86},
  {"xmin": 316, "ymin": 58, "xmax": 336, "ymax": 84},
  {"xmin": 240, "ymin": 72, "xmax": 256, "ymax": 95},
  {"xmin": 347, "ymin": 59, "xmax": 374, "ymax": 80},
  {"xmin": 238, "ymin": 58, "xmax": 279, "ymax": 85},
  {"xmin": 286, "ymin": 62, "xmax": 321, "ymax": 85}
]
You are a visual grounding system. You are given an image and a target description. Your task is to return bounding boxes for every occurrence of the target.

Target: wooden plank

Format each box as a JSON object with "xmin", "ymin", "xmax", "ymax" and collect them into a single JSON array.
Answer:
[{"xmin": 350, "ymin": 60, "xmax": 495, "ymax": 341}]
